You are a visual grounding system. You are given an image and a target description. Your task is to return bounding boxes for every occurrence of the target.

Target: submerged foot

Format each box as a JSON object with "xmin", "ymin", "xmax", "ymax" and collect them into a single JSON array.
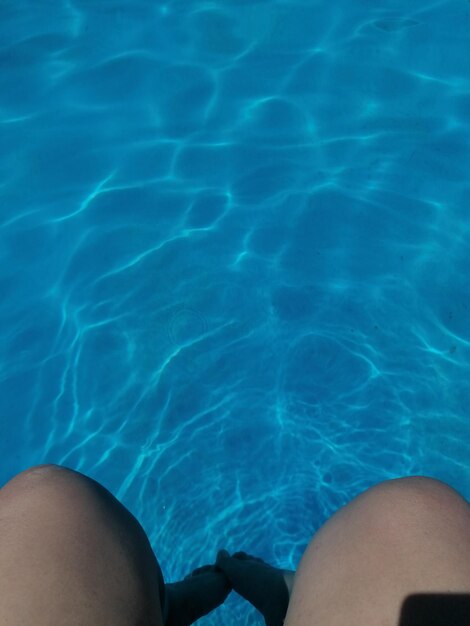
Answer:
[
  {"xmin": 216, "ymin": 550, "xmax": 292, "ymax": 626},
  {"xmin": 165, "ymin": 564, "xmax": 231, "ymax": 626}
]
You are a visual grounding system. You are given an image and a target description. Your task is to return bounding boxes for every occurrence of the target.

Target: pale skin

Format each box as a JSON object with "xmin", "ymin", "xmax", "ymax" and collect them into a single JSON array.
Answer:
[{"xmin": 1, "ymin": 465, "xmax": 469, "ymax": 626}]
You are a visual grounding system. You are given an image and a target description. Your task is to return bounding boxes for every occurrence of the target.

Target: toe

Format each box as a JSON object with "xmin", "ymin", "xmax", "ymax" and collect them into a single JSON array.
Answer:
[
  {"xmin": 191, "ymin": 565, "xmax": 214, "ymax": 576},
  {"xmin": 233, "ymin": 551, "xmax": 250, "ymax": 560},
  {"xmin": 233, "ymin": 551, "xmax": 265, "ymax": 564},
  {"xmin": 216, "ymin": 549, "xmax": 230, "ymax": 566}
]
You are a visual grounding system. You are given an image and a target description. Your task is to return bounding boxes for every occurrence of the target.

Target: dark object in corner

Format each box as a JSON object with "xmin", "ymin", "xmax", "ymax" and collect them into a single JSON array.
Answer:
[{"xmin": 399, "ymin": 593, "xmax": 470, "ymax": 626}]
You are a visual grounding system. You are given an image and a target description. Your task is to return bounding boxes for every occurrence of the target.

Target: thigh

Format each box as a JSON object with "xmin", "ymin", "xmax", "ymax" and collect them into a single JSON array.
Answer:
[
  {"xmin": 285, "ymin": 476, "xmax": 470, "ymax": 626},
  {"xmin": 0, "ymin": 464, "xmax": 164, "ymax": 626}
]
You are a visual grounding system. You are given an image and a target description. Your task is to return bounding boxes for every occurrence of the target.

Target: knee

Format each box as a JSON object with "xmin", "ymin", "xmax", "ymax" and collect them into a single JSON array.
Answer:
[
  {"xmin": 16, "ymin": 463, "xmax": 70, "ymax": 480},
  {"xmin": 371, "ymin": 475, "xmax": 467, "ymax": 508},
  {"xmin": 1, "ymin": 464, "xmax": 98, "ymax": 513},
  {"xmin": 358, "ymin": 475, "xmax": 470, "ymax": 535},
  {"xmin": 7, "ymin": 464, "xmax": 77, "ymax": 490}
]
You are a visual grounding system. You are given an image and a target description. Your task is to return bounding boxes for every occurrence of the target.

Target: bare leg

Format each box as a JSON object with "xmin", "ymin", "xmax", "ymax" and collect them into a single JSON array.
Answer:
[
  {"xmin": 0, "ymin": 464, "xmax": 165, "ymax": 626},
  {"xmin": 285, "ymin": 476, "xmax": 470, "ymax": 626}
]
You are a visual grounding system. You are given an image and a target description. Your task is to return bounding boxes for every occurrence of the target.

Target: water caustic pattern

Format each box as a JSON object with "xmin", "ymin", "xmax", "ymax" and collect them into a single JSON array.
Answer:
[{"xmin": 1, "ymin": 1, "xmax": 470, "ymax": 624}]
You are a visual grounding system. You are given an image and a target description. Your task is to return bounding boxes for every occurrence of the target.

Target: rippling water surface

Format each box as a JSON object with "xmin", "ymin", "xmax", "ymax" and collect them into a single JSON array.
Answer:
[{"xmin": 1, "ymin": 1, "xmax": 469, "ymax": 624}]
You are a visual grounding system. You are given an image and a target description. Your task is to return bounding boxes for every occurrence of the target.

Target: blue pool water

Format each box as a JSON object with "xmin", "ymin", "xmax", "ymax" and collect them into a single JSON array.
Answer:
[{"xmin": 1, "ymin": 1, "xmax": 469, "ymax": 624}]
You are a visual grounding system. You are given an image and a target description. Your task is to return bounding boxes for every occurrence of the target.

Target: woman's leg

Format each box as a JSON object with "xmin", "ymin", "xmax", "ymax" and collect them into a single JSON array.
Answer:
[
  {"xmin": 285, "ymin": 476, "xmax": 470, "ymax": 626},
  {"xmin": 0, "ymin": 464, "xmax": 165, "ymax": 626},
  {"xmin": 0, "ymin": 464, "xmax": 230, "ymax": 626}
]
